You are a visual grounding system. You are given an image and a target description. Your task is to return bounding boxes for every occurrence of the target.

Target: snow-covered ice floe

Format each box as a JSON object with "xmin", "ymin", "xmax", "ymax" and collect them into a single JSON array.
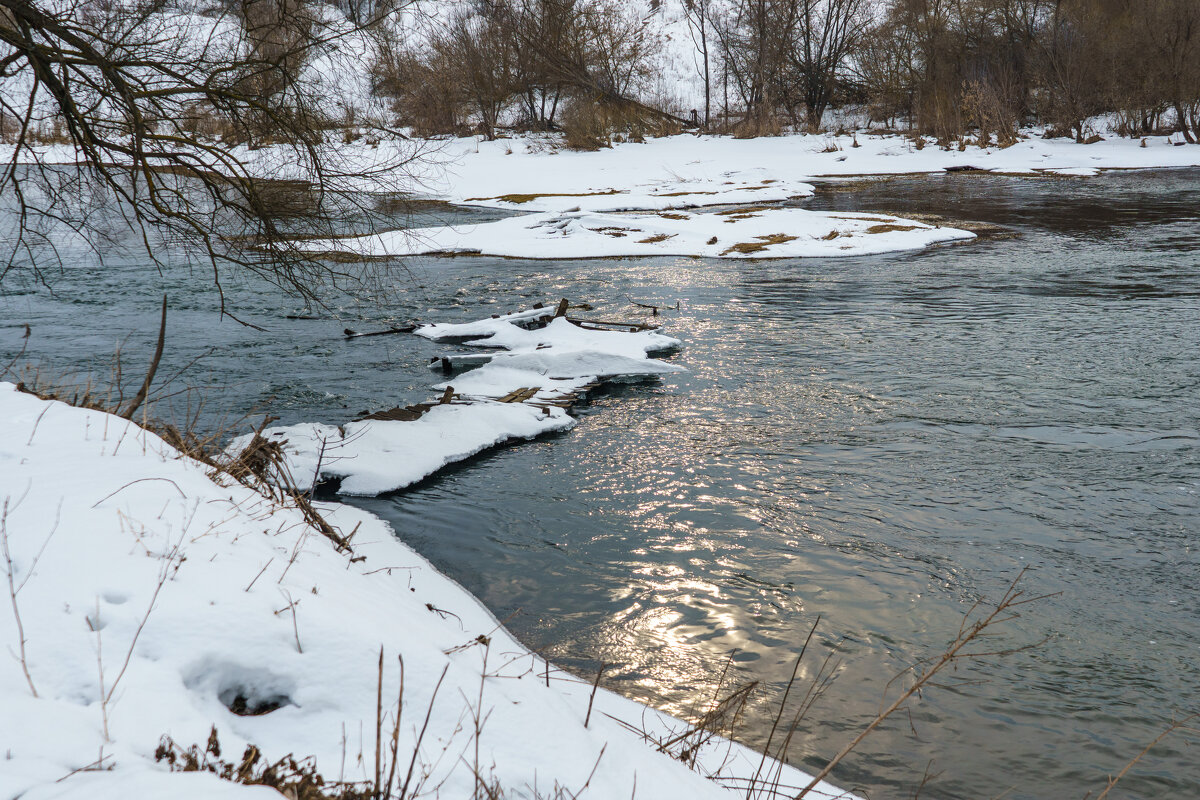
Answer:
[
  {"xmin": 414, "ymin": 312, "xmax": 682, "ymax": 357},
  {"xmin": 227, "ymin": 309, "xmax": 685, "ymax": 497},
  {"xmin": 0, "ymin": 381, "xmax": 858, "ymax": 800},
  {"xmin": 305, "ymin": 206, "xmax": 975, "ymax": 260},
  {"xmin": 230, "ymin": 402, "xmax": 576, "ymax": 496}
]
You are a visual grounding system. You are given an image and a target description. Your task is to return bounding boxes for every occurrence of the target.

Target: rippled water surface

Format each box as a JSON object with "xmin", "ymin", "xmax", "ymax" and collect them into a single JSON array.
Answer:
[{"xmin": 3, "ymin": 169, "xmax": 1198, "ymax": 799}]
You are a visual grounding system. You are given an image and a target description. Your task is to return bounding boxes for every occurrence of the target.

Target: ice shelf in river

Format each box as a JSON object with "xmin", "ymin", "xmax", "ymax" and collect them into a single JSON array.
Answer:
[{"xmin": 227, "ymin": 303, "xmax": 685, "ymax": 496}]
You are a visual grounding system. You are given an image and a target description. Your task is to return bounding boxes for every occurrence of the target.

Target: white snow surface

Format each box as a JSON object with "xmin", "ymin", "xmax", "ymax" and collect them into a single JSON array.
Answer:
[
  {"xmin": 433, "ymin": 354, "xmax": 685, "ymax": 404},
  {"xmin": 418, "ymin": 129, "xmax": 1200, "ymax": 213},
  {"xmin": 417, "ymin": 316, "xmax": 681, "ymax": 358},
  {"xmin": 311, "ymin": 206, "xmax": 974, "ymax": 260},
  {"xmin": 0, "ymin": 382, "xmax": 858, "ymax": 800}
]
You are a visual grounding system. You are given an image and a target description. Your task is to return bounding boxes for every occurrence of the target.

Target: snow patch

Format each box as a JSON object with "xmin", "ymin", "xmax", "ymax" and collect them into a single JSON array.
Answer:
[{"xmin": 309, "ymin": 207, "xmax": 976, "ymax": 260}]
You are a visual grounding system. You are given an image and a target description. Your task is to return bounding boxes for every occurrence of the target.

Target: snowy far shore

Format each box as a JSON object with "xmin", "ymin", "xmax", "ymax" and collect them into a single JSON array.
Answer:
[
  {"xmin": 0, "ymin": 381, "xmax": 858, "ymax": 800},
  {"xmin": 417, "ymin": 127, "xmax": 1200, "ymax": 213},
  {"xmin": 293, "ymin": 126, "xmax": 1194, "ymax": 260},
  {"xmin": 9, "ymin": 126, "xmax": 1198, "ymax": 262}
]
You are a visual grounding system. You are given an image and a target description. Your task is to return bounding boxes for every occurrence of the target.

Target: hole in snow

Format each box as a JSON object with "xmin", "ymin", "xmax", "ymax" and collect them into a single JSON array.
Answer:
[
  {"xmin": 183, "ymin": 660, "xmax": 296, "ymax": 717},
  {"xmin": 102, "ymin": 592, "xmax": 128, "ymax": 605},
  {"xmin": 219, "ymin": 688, "xmax": 291, "ymax": 716}
]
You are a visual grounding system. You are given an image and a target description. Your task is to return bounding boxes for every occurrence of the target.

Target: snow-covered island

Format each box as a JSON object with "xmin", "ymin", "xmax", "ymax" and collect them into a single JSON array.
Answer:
[{"xmin": 289, "ymin": 125, "xmax": 1200, "ymax": 261}]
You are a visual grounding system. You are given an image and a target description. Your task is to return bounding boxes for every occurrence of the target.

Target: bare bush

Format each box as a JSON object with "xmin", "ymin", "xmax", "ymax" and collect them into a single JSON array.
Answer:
[{"xmin": 369, "ymin": 0, "xmax": 669, "ymax": 145}]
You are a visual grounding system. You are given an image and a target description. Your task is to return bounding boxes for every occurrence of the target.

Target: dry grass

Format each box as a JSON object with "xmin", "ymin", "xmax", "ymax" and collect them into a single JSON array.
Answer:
[
  {"xmin": 157, "ymin": 728, "xmax": 373, "ymax": 800},
  {"xmin": 716, "ymin": 206, "xmax": 772, "ymax": 216},
  {"xmin": 6, "ymin": 321, "xmax": 352, "ymax": 554},
  {"xmin": 465, "ymin": 190, "xmax": 621, "ymax": 205},
  {"xmin": 637, "ymin": 233, "xmax": 675, "ymax": 244},
  {"xmin": 865, "ymin": 223, "xmax": 921, "ymax": 234},
  {"xmin": 720, "ymin": 234, "xmax": 798, "ymax": 255},
  {"xmin": 828, "ymin": 214, "xmax": 892, "ymax": 223},
  {"xmin": 588, "ymin": 226, "xmax": 638, "ymax": 238}
]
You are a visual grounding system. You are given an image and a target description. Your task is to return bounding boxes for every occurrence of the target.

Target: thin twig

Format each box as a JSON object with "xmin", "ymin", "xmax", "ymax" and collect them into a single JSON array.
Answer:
[
  {"xmin": 121, "ymin": 294, "xmax": 167, "ymax": 420},
  {"xmin": 1, "ymin": 496, "xmax": 40, "ymax": 695},
  {"xmin": 584, "ymin": 661, "xmax": 608, "ymax": 729}
]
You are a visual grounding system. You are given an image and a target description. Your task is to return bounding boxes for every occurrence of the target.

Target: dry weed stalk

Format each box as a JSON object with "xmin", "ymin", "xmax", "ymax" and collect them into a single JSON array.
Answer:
[
  {"xmin": 120, "ymin": 296, "xmax": 167, "ymax": 420},
  {"xmin": 796, "ymin": 568, "xmax": 1049, "ymax": 797},
  {"xmin": 1091, "ymin": 712, "xmax": 1200, "ymax": 800},
  {"xmin": 1, "ymin": 490, "xmax": 56, "ymax": 698},
  {"xmin": 90, "ymin": 537, "xmax": 184, "ymax": 741}
]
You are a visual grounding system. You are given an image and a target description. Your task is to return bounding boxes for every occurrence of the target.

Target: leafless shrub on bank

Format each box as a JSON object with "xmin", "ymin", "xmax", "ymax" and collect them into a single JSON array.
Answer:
[{"xmin": 368, "ymin": 0, "xmax": 671, "ymax": 146}]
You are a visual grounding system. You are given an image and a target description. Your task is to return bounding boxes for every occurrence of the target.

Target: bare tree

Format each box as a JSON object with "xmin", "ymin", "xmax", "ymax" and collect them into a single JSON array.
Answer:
[
  {"xmin": 439, "ymin": 8, "xmax": 517, "ymax": 140},
  {"xmin": 683, "ymin": 0, "xmax": 714, "ymax": 126},
  {"xmin": 1135, "ymin": 0, "xmax": 1200, "ymax": 143},
  {"xmin": 0, "ymin": 0, "xmax": 418, "ymax": 317},
  {"xmin": 789, "ymin": 0, "xmax": 870, "ymax": 131},
  {"xmin": 712, "ymin": 0, "xmax": 800, "ymax": 132}
]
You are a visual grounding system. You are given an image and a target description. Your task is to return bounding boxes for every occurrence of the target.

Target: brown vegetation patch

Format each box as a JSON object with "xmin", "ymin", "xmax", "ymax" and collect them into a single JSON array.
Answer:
[
  {"xmin": 465, "ymin": 190, "xmax": 621, "ymax": 204},
  {"xmin": 637, "ymin": 233, "xmax": 676, "ymax": 244},
  {"xmin": 589, "ymin": 226, "xmax": 638, "ymax": 238},
  {"xmin": 829, "ymin": 214, "xmax": 892, "ymax": 223},
  {"xmin": 865, "ymin": 224, "xmax": 921, "ymax": 234},
  {"xmin": 716, "ymin": 205, "xmax": 772, "ymax": 216},
  {"xmin": 720, "ymin": 233, "xmax": 798, "ymax": 255},
  {"xmin": 658, "ymin": 212, "xmax": 690, "ymax": 220}
]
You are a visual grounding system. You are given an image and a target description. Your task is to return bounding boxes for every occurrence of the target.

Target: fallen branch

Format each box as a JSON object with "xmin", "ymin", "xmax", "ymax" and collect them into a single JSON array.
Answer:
[{"xmin": 343, "ymin": 325, "xmax": 416, "ymax": 339}]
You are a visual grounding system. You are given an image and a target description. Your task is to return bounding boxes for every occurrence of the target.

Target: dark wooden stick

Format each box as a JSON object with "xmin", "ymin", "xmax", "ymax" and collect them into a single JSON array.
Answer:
[
  {"xmin": 122, "ymin": 295, "xmax": 166, "ymax": 420},
  {"xmin": 584, "ymin": 662, "xmax": 608, "ymax": 728},
  {"xmin": 344, "ymin": 325, "xmax": 417, "ymax": 339}
]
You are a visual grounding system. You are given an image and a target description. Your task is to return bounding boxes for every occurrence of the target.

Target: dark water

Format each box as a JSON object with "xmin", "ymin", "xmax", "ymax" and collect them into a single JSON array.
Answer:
[{"xmin": 3, "ymin": 170, "xmax": 1198, "ymax": 799}]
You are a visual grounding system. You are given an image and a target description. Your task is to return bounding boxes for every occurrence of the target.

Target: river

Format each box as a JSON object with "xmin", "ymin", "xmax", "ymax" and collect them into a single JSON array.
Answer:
[{"xmin": 3, "ymin": 168, "xmax": 1198, "ymax": 799}]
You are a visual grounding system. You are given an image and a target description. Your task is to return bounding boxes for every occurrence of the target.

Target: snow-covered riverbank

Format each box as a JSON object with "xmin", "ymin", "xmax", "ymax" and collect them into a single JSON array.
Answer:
[{"xmin": 0, "ymin": 381, "xmax": 857, "ymax": 799}]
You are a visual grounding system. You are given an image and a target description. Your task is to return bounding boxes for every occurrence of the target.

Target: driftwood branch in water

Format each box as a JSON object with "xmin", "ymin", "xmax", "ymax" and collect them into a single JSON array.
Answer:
[{"xmin": 343, "ymin": 325, "xmax": 417, "ymax": 339}]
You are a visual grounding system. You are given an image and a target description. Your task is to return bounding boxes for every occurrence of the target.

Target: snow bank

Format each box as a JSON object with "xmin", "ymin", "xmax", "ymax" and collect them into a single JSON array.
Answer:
[
  {"xmin": 229, "ymin": 401, "xmax": 575, "ymax": 496},
  {"xmin": 0, "ymin": 382, "xmax": 857, "ymax": 800},
  {"xmin": 308, "ymin": 206, "xmax": 975, "ymax": 260},
  {"xmin": 423, "ymin": 129, "xmax": 1200, "ymax": 214}
]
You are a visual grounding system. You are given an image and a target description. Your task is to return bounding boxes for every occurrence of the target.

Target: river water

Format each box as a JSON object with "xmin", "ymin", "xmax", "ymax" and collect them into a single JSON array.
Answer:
[{"xmin": 3, "ymin": 169, "xmax": 1198, "ymax": 799}]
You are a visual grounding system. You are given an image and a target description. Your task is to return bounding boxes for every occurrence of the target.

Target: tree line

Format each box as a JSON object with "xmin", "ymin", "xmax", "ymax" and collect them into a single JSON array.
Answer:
[{"xmin": 375, "ymin": 0, "xmax": 1200, "ymax": 146}]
